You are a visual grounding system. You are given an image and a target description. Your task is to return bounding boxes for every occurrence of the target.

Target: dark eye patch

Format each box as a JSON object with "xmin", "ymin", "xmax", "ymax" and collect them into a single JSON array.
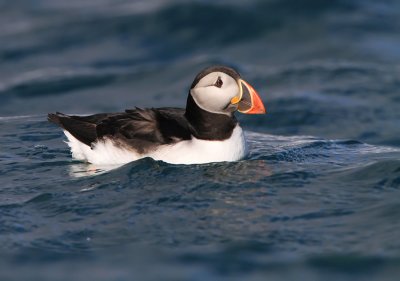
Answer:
[{"xmin": 215, "ymin": 76, "xmax": 223, "ymax": 88}]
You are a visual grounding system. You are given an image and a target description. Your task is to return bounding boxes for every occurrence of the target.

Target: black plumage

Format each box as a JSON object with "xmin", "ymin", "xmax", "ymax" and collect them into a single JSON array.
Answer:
[
  {"xmin": 48, "ymin": 66, "xmax": 240, "ymax": 154},
  {"xmin": 49, "ymin": 108, "xmax": 188, "ymax": 153}
]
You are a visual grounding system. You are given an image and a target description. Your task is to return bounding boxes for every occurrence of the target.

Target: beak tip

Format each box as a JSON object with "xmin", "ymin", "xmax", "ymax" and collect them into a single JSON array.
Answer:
[{"xmin": 237, "ymin": 79, "xmax": 266, "ymax": 115}]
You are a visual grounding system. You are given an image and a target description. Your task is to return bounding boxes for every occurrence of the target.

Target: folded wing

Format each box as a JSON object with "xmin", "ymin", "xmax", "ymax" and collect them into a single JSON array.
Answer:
[{"xmin": 48, "ymin": 108, "xmax": 192, "ymax": 153}]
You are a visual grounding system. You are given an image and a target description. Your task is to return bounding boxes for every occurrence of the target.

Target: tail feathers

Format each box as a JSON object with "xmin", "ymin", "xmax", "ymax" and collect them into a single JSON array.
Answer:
[
  {"xmin": 48, "ymin": 112, "xmax": 97, "ymax": 146},
  {"xmin": 47, "ymin": 112, "xmax": 65, "ymax": 126}
]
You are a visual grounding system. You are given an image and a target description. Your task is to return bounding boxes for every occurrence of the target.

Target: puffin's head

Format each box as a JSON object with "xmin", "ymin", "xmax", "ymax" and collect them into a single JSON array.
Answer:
[{"xmin": 189, "ymin": 65, "xmax": 266, "ymax": 115}]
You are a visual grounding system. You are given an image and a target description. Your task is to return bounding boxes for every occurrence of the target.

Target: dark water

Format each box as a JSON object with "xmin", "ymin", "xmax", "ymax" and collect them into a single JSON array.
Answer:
[{"xmin": 1, "ymin": 0, "xmax": 400, "ymax": 280}]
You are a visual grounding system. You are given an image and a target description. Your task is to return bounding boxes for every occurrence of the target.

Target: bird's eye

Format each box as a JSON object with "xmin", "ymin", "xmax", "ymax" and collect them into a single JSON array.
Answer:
[{"xmin": 215, "ymin": 77, "xmax": 223, "ymax": 88}]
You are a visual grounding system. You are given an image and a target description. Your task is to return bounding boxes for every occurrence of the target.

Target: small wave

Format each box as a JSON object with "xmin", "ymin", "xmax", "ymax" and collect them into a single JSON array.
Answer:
[
  {"xmin": 338, "ymin": 160, "xmax": 400, "ymax": 189},
  {"xmin": 25, "ymin": 193, "xmax": 54, "ymax": 204},
  {"xmin": 0, "ymin": 115, "xmax": 40, "ymax": 121},
  {"xmin": 0, "ymin": 67, "xmax": 125, "ymax": 98},
  {"xmin": 247, "ymin": 131, "xmax": 400, "ymax": 167}
]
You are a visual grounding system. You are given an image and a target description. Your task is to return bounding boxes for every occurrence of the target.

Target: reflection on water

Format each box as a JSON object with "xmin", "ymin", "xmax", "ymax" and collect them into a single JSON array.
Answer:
[{"xmin": 69, "ymin": 162, "xmax": 123, "ymax": 178}]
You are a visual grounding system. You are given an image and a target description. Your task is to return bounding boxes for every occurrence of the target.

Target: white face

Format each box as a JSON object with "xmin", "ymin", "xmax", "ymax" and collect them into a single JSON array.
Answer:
[{"xmin": 190, "ymin": 72, "xmax": 240, "ymax": 115}]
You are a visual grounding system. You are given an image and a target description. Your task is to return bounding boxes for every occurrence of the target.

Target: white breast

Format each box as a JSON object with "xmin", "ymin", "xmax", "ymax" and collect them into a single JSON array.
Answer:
[
  {"xmin": 63, "ymin": 125, "xmax": 247, "ymax": 165},
  {"xmin": 149, "ymin": 125, "xmax": 247, "ymax": 164}
]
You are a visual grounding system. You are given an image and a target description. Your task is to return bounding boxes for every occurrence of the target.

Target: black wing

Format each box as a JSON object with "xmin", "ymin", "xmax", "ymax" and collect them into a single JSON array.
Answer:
[{"xmin": 48, "ymin": 108, "xmax": 192, "ymax": 153}]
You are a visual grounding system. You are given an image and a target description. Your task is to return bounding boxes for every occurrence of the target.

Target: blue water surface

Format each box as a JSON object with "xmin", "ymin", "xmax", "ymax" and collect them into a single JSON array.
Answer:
[{"xmin": 1, "ymin": 0, "xmax": 400, "ymax": 280}]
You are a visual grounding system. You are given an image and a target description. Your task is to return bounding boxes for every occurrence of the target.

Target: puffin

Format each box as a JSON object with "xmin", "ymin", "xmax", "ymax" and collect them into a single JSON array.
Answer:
[{"xmin": 48, "ymin": 65, "xmax": 266, "ymax": 165}]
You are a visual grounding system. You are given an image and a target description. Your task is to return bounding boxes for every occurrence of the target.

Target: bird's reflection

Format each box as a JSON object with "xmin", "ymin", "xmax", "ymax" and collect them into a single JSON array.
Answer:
[
  {"xmin": 202, "ymin": 160, "xmax": 273, "ymax": 184},
  {"xmin": 69, "ymin": 162, "xmax": 123, "ymax": 178},
  {"xmin": 68, "ymin": 158, "xmax": 273, "ymax": 183}
]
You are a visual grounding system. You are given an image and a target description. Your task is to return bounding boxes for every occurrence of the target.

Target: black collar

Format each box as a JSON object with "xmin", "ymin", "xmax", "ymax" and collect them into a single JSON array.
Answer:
[{"xmin": 184, "ymin": 95, "xmax": 237, "ymax": 140}]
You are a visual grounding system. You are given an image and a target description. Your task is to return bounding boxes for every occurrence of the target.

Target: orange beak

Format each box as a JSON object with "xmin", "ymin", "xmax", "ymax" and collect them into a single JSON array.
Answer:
[{"xmin": 231, "ymin": 79, "xmax": 266, "ymax": 114}]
